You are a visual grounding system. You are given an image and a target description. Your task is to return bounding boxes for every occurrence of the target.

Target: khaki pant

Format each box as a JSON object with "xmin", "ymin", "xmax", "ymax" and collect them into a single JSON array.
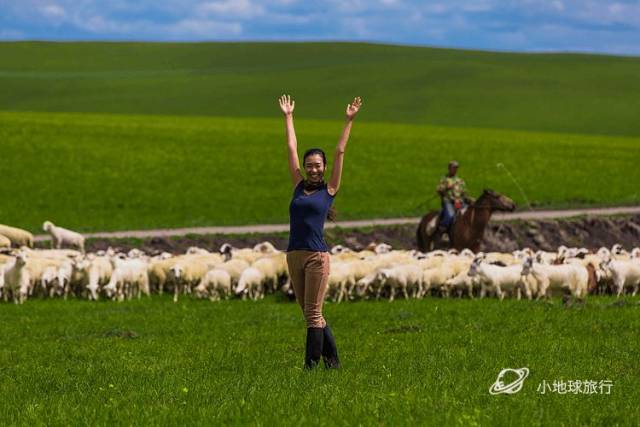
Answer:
[{"xmin": 286, "ymin": 250, "xmax": 330, "ymax": 328}]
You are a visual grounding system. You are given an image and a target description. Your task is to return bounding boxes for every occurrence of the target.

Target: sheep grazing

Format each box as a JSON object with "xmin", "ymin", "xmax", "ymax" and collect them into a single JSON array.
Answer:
[
  {"xmin": 374, "ymin": 264, "xmax": 423, "ymax": 302},
  {"xmin": 169, "ymin": 258, "xmax": 209, "ymax": 303},
  {"xmin": 77, "ymin": 255, "xmax": 113, "ymax": 300},
  {"xmin": 353, "ymin": 272, "xmax": 377, "ymax": 300},
  {"xmin": 327, "ymin": 261, "xmax": 357, "ymax": 303},
  {"xmin": 215, "ymin": 259, "xmax": 250, "ymax": 288},
  {"xmin": 235, "ymin": 267, "xmax": 265, "ymax": 300},
  {"xmin": 521, "ymin": 256, "xmax": 588, "ymax": 300},
  {"xmin": 148, "ymin": 255, "xmax": 180, "ymax": 295},
  {"xmin": 42, "ymin": 221, "xmax": 85, "ymax": 253},
  {"xmin": 0, "ymin": 241, "xmax": 636, "ymax": 304},
  {"xmin": 194, "ymin": 269, "xmax": 232, "ymax": 301},
  {"xmin": 601, "ymin": 258, "xmax": 640, "ymax": 297},
  {"xmin": 104, "ymin": 257, "xmax": 150, "ymax": 301},
  {"xmin": 468, "ymin": 256, "xmax": 527, "ymax": 300},
  {"xmin": 443, "ymin": 270, "xmax": 479, "ymax": 298},
  {"xmin": 251, "ymin": 255, "xmax": 281, "ymax": 294},
  {"xmin": 0, "ymin": 224, "xmax": 34, "ymax": 248}
]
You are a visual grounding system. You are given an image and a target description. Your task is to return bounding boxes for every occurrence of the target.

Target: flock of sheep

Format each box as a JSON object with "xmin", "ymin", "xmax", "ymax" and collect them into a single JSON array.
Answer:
[{"xmin": 0, "ymin": 222, "xmax": 639, "ymax": 304}]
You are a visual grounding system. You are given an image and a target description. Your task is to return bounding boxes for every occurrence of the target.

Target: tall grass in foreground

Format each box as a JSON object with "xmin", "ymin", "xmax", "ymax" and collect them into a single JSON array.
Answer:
[{"xmin": 0, "ymin": 295, "xmax": 637, "ymax": 425}]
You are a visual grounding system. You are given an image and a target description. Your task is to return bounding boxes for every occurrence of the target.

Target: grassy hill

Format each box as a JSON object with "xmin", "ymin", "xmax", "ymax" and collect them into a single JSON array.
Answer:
[
  {"xmin": 1, "ymin": 111, "xmax": 638, "ymax": 233},
  {"xmin": 1, "ymin": 42, "xmax": 639, "ymax": 232},
  {"xmin": 2, "ymin": 41, "xmax": 640, "ymax": 136}
]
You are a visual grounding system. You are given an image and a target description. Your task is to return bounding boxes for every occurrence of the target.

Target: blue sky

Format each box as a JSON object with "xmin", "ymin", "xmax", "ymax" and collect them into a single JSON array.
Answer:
[{"xmin": 1, "ymin": 0, "xmax": 639, "ymax": 55}]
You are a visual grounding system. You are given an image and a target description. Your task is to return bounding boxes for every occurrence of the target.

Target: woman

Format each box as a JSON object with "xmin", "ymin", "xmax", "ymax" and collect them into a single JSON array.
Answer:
[{"xmin": 278, "ymin": 93, "xmax": 362, "ymax": 370}]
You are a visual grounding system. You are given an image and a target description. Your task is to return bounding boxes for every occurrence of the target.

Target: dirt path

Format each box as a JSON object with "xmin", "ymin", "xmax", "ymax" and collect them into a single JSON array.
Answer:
[{"xmin": 32, "ymin": 205, "xmax": 640, "ymax": 242}]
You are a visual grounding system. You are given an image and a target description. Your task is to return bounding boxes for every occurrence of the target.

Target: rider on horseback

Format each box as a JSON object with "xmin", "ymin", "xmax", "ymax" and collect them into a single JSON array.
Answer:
[{"xmin": 435, "ymin": 160, "xmax": 472, "ymax": 242}]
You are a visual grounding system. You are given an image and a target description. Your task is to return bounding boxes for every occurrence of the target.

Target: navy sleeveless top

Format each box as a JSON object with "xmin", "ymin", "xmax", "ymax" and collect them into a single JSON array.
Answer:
[{"xmin": 287, "ymin": 180, "xmax": 336, "ymax": 252}]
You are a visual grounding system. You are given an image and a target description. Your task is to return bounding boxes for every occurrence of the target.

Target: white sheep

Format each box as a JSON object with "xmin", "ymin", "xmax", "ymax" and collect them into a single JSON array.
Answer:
[
  {"xmin": 220, "ymin": 243, "xmax": 263, "ymax": 264},
  {"xmin": 74, "ymin": 255, "xmax": 112, "ymax": 300},
  {"xmin": 169, "ymin": 258, "xmax": 209, "ymax": 302},
  {"xmin": 3, "ymin": 253, "xmax": 31, "ymax": 303},
  {"xmin": 215, "ymin": 259, "xmax": 250, "ymax": 287},
  {"xmin": 421, "ymin": 257, "xmax": 469, "ymax": 297},
  {"xmin": 375, "ymin": 264, "xmax": 423, "ymax": 302},
  {"xmin": 353, "ymin": 271, "xmax": 377, "ymax": 299},
  {"xmin": 148, "ymin": 256, "xmax": 178, "ymax": 295},
  {"xmin": 443, "ymin": 270, "xmax": 480, "ymax": 298},
  {"xmin": 521, "ymin": 256, "xmax": 588, "ymax": 299},
  {"xmin": 601, "ymin": 258, "xmax": 640, "ymax": 297},
  {"xmin": 194, "ymin": 269, "xmax": 232, "ymax": 301},
  {"xmin": 0, "ymin": 235, "xmax": 11, "ymax": 249},
  {"xmin": 0, "ymin": 224, "xmax": 34, "ymax": 248},
  {"xmin": 235, "ymin": 267, "xmax": 265, "ymax": 300},
  {"xmin": 327, "ymin": 261, "xmax": 357, "ymax": 303},
  {"xmin": 104, "ymin": 257, "xmax": 150, "ymax": 301},
  {"xmin": 186, "ymin": 246, "xmax": 210, "ymax": 255},
  {"xmin": 468, "ymin": 256, "xmax": 527, "ymax": 300},
  {"xmin": 42, "ymin": 221, "xmax": 85, "ymax": 253},
  {"xmin": 251, "ymin": 255, "xmax": 280, "ymax": 293},
  {"xmin": 253, "ymin": 241, "xmax": 279, "ymax": 254}
]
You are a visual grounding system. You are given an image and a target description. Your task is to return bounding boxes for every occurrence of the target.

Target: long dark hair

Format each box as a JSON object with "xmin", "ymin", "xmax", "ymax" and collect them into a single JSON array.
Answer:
[{"xmin": 303, "ymin": 148, "xmax": 337, "ymax": 222}]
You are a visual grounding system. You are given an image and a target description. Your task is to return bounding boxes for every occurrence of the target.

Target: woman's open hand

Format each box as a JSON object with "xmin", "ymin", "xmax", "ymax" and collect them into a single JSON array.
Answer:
[
  {"xmin": 346, "ymin": 96, "xmax": 362, "ymax": 120},
  {"xmin": 278, "ymin": 94, "xmax": 295, "ymax": 116}
]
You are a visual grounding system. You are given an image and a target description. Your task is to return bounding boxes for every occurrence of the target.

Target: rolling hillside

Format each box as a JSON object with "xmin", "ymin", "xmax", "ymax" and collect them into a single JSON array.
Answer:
[{"xmin": 1, "ymin": 41, "xmax": 640, "ymax": 136}]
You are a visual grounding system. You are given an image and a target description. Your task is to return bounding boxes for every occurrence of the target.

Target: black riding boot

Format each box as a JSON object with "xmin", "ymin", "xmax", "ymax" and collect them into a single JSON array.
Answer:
[
  {"xmin": 304, "ymin": 327, "xmax": 324, "ymax": 370},
  {"xmin": 322, "ymin": 324, "xmax": 341, "ymax": 369},
  {"xmin": 435, "ymin": 224, "xmax": 449, "ymax": 245}
]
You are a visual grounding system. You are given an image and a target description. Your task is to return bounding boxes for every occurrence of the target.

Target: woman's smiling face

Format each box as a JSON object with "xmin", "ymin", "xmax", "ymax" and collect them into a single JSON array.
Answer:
[{"xmin": 304, "ymin": 154, "xmax": 325, "ymax": 183}]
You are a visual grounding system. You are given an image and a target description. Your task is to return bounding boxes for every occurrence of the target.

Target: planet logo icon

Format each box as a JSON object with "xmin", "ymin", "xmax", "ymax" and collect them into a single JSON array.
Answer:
[{"xmin": 489, "ymin": 368, "xmax": 530, "ymax": 395}]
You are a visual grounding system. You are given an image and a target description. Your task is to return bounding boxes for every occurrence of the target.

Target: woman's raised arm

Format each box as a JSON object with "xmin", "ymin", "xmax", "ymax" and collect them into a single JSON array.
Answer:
[
  {"xmin": 279, "ymin": 94, "xmax": 304, "ymax": 187},
  {"xmin": 328, "ymin": 96, "xmax": 362, "ymax": 196}
]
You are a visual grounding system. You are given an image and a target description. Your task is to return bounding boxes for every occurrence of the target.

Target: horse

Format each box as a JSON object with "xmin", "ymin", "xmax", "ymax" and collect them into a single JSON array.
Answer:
[{"xmin": 416, "ymin": 189, "xmax": 516, "ymax": 253}]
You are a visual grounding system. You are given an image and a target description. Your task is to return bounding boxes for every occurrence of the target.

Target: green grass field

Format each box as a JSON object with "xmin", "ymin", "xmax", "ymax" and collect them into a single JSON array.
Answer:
[
  {"xmin": 0, "ymin": 110, "xmax": 638, "ymax": 233},
  {"xmin": 1, "ymin": 41, "xmax": 639, "ymax": 233},
  {"xmin": 2, "ymin": 41, "xmax": 640, "ymax": 137},
  {"xmin": 0, "ymin": 295, "xmax": 637, "ymax": 425},
  {"xmin": 1, "ymin": 41, "xmax": 638, "ymax": 427}
]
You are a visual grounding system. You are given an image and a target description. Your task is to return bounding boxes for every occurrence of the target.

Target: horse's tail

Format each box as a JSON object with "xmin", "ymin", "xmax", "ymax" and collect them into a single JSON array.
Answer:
[{"xmin": 416, "ymin": 211, "xmax": 438, "ymax": 252}]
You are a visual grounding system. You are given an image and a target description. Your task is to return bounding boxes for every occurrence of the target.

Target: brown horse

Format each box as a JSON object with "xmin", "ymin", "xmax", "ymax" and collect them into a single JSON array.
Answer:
[{"xmin": 416, "ymin": 189, "xmax": 516, "ymax": 253}]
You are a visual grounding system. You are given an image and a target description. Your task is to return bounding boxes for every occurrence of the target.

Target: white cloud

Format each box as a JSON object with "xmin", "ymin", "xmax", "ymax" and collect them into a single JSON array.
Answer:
[
  {"xmin": 1, "ymin": 0, "xmax": 639, "ymax": 54},
  {"xmin": 197, "ymin": 0, "xmax": 264, "ymax": 18},
  {"xmin": 423, "ymin": 3, "xmax": 449, "ymax": 14},
  {"xmin": 460, "ymin": 1, "xmax": 494, "ymax": 13},
  {"xmin": 169, "ymin": 18, "xmax": 243, "ymax": 36},
  {"xmin": 70, "ymin": 13, "xmax": 243, "ymax": 38},
  {"xmin": 39, "ymin": 3, "xmax": 66, "ymax": 21}
]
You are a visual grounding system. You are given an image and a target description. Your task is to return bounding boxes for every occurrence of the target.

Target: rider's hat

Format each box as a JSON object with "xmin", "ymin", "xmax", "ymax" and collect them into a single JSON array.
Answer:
[{"xmin": 449, "ymin": 160, "xmax": 459, "ymax": 167}]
